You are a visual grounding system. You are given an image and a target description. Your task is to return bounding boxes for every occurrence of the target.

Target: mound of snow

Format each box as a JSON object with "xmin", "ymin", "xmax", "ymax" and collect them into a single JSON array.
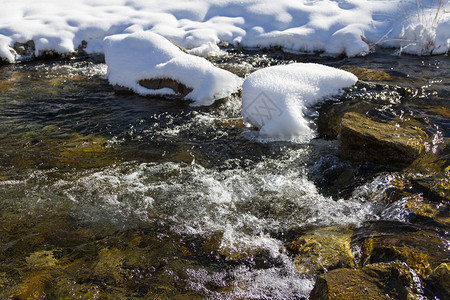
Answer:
[
  {"xmin": 380, "ymin": 0, "xmax": 450, "ymax": 56},
  {"xmin": 242, "ymin": 63, "xmax": 357, "ymax": 141},
  {"xmin": 398, "ymin": 12, "xmax": 450, "ymax": 55},
  {"xmin": 103, "ymin": 31, "xmax": 242, "ymax": 106},
  {"xmin": 0, "ymin": 0, "xmax": 404, "ymax": 63},
  {"xmin": 1, "ymin": 1, "xmax": 447, "ymax": 63}
]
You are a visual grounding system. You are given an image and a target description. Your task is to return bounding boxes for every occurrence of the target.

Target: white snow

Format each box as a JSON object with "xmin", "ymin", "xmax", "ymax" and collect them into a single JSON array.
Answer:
[
  {"xmin": 0, "ymin": 0, "xmax": 449, "ymax": 63},
  {"xmin": 187, "ymin": 42, "xmax": 226, "ymax": 57},
  {"xmin": 103, "ymin": 31, "xmax": 242, "ymax": 106},
  {"xmin": 242, "ymin": 63, "xmax": 357, "ymax": 141}
]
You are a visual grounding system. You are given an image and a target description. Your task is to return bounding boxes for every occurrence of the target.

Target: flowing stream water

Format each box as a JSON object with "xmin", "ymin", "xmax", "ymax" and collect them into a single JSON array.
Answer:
[{"xmin": 0, "ymin": 50, "xmax": 448, "ymax": 299}]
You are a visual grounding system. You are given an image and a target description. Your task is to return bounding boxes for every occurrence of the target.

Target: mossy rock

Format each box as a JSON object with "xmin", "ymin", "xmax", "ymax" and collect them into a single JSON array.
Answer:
[
  {"xmin": 290, "ymin": 226, "xmax": 354, "ymax": 274},
  {"xmin": 310, "ymin": 262, "xmax": 423, "ymax": 300},
  {"xmin": 0, "ymin": 272, "xmax": 12, "ymax": 289},
  {"xmin": 387, "ymin": 171, "xmax": 449, "ymax": 207},
  {"xmin": 382, "ymin": 177, "xmax": 449, "ymax": 225},
  {"xmin": 390, "ymin": 138, "xmax": 449, "ymax": 202},
  {"xmin": 339, "ymin": 112, "xmax": 428, "ymax": 165},
  {"xmin": 353, "ymin": 222, "xmax": 448, "ymax": 278}
]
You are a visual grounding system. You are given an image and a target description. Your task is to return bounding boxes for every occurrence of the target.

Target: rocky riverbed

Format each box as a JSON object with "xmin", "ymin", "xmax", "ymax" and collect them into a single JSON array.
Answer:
[{"xmin": 0, "ymin": 49, "xmax": 448, "ymax": 299}]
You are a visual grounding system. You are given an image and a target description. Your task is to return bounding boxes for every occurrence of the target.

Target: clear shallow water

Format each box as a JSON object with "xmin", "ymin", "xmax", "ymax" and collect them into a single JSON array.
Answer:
[{"xmin": 0, "ymin": 51, "xmax": 448, "ymax": 299}]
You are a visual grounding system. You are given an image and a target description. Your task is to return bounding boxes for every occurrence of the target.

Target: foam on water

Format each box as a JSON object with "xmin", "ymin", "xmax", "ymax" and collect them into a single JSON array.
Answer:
[
  {"xmin": 57, "ymin": 152, "xmax": 379, "ymax": 296},
  {"xmin": 29, "ymin": 61, "xmax": 108, "ymax": 78},
  {"xmin": 0, "ymin": 148, "xmax": 388, "ymax": 298}
]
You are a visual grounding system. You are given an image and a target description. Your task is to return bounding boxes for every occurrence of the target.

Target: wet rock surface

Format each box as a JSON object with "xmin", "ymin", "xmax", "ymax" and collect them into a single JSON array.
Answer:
[
  {"xmin": 290, "ymin": 226, "xmax": 354, "ymax": 274},
  {"xmin": 339, "ymin": 112, "xmax": 428, "ymax": 165},
  {"xmin": 310, "ymin": 262, "xmax": 423, "ymax": 300},
  {"xmin": 427, "ymin": 263, "xmax": 450, "ymax": 299},
  {"xmin": 352, "ymin": 222, "xmax": 448, "ymax": 278}
]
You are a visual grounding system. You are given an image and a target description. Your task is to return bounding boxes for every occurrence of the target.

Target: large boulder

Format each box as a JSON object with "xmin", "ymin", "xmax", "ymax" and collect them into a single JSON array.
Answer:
[
  {"xmin": 352, "ymin": 222, "xmax": 448, "ymax": 278},
  {"xmin": 339, "ymin": 112, "xmax": 428, "ymax": 165},
  {"xmin": 310, "ymin": 262, "xmax": 423, "ymax": 300}
]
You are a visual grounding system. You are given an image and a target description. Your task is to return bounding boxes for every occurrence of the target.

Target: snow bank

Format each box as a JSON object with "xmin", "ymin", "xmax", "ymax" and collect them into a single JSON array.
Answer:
[
  {"xmin": 242, "ymin": 63, "xmax": 357, "ymax": 141},
  {"xmin": 103, "ymin": 31, "xmax": 242, "ymax": 106},
  {"xmin": 0, "ymin": 1, "xmax": 448, "ymax": 63},
  {"xmin": 396, "ymin": 7, "xmax": 450, "ymax": 55}
]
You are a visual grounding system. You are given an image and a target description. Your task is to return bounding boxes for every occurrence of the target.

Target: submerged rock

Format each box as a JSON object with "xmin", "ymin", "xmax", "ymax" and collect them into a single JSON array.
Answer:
[
  {"xmin": 310, "ymin": 262, "xmax": 423, "ymax": 300},
  {"xmin": 290, "ymin": 226, "xmax": 354, "ymax": 274},
  {"xmin": 0, "ymin": 80, "xmax": 13, "ymax": 91},
  {"xmin": 93, "ymin": 248, "xmax": 127, "ymax": 284},
  {"xmin": 342, "ymin": 66, "xmax": 392, "ymax": 81},
  {"xmin": 339, "ymin": 112, "xmax": 428, "ymax": 165},
  {"xmin": 25, "ymin": 250, "xmax": 58, "ymax": 269},
  {"xmin": 56, "ymin": 133, "xmax": 117, "ymax": 168},
  {"xmin": 13, "ymin": 270, "xmax": 54, "ymax": 300}
]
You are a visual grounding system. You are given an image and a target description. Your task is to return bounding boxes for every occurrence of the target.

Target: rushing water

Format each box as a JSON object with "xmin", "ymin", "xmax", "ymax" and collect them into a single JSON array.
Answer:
[{"xmin": 0, "ymin": 51, "xmax": 448, "ymax": 299}]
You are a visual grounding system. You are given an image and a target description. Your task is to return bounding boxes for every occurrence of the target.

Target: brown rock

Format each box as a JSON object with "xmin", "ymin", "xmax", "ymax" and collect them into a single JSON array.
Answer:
[
  {"xmin": 138, "ymin": 78, "xmax": 193, "ymax": 98},
  {"xmin": 290, "ymin": 226, "xmax": 354, "ymax": 274},
  {"xmin": 310, "ymin": 262, "xmax": 423, "ymax": 300},
  {"xmin": 339, "ymin": 112, "xmax": 428, "ymax": 165},
  {"xmin": 353, "ymin": 222, "xmax": 448, "ymax": 278},
  {"xmin": 317, "ymin": 101, "xmax": 372, "ymax": 139}
]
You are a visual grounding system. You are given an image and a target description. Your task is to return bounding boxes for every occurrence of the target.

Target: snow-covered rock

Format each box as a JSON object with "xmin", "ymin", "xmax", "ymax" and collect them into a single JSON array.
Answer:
[
  {"xmin": 187, "ymin": 42, "xmax": 226, "ymax": 57},
  {"xmin": 103, "ymin": 31, "xmax": 242, "ymax": 106},
  {"xmin": 242, "ymin": 63, "xmax": 357, "ymax": 141}
]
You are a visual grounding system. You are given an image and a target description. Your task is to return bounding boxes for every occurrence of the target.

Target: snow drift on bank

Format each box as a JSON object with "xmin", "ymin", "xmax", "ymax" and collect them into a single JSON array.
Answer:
[
  {"xmin": 0, "ymin": 0, "xmax": 449, "ymax": 63},
  {"xmin": 103, "ymin": 31, "xmax": 242, "ymax": 106},
  {"xmin": 242, "ymin": 63, "xmax": 357, "ymax": 141}
]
